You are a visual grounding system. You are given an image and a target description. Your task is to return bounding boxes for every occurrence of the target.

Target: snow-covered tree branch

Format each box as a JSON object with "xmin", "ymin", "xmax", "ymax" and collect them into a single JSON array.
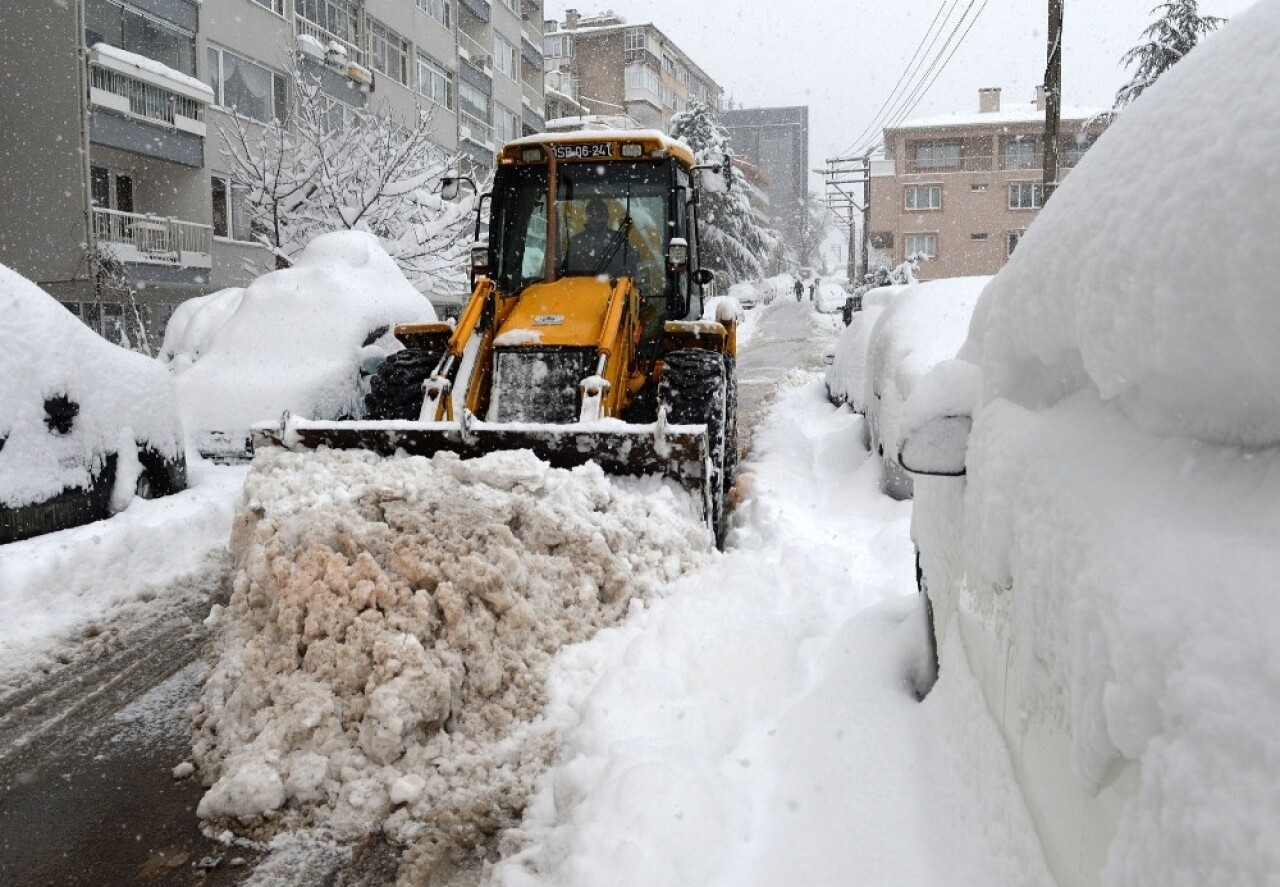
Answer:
[{"xmin": 1115, "ymin": 1, "xmax": 1225, "ymax": 110}]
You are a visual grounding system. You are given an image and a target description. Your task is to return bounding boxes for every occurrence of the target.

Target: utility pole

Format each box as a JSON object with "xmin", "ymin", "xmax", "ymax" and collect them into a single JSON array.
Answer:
[
  {"xmin": 1043, "ymin": 0, "xmax": 1064, "ymax": 200},
  {"xmin": 817, "ymin": 155, "xmax": 869, "ymax": 282}
]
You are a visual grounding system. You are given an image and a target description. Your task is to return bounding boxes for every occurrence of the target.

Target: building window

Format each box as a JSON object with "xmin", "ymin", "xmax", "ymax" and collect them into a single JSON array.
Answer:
[
  {"xmin": 368, "ymin": 19, "xmax": 410, "ymax": 85},
  {"xmin": 904, "ymin": 185, "xmax": 941, "ymax": 211},
  {"xmin": 1009, "ymin": 182, "xmax": 1044, "ymax": 210},
  {"xmin": 251, "ymin": 0, "xmax": 285, "ymax": 15},
  {"xmin": 971, "ymin": 182, "xmax": 989, "ymax": 192},
  {"xmin": 495, "ymin": 104, "xmax": 519, "ymax": 143},
  {"xmin": 1062, "ymin": 134, "xmax": 1092, "ymax": 167},
  {"xmin": 501, "ymin": 0, "xmax": 518, "ymax": 12},
  {"xmin": 914, "ymin": 141, "xmax": 961, "ymax": 171},
  {"xmin": 211, "ymin": 174, "xmax": 253, "ymax": 242},
  {"xmin": 1007, "ymin": 230, "xmax": 1025, "ymax": 256},
  {"xmin": 207, "ymin": 46, "xmax": 288, "ymax": 122},
  {"xmin": 544, "ymin": 34, "xmax": 571, "ymax": 58},
  {"xmin": 625, "ymin": 64, "xmax": 661, "ymax": 99},
  {"xmin": 85, "ymin": 0, "xmax": 196, "ymax": 75},
  {"xmin": 971, "ymin": 232, "xmax": 989, "ymax": 241},
  {"xmin": 416, "ymin": 0, "xmax": 451, "ymax": 28},
  {"xmin": 623, "ymin": 27, "xmax": 648, "ymax": 52},
  {"xmin": 1003, "ymin": 137, "xmax": 1039, "ymax": 170},
  {"xmin": 905, "ymin": 233, "xmax": 937, "ymax": 260},
  {"xmin": 296, "ymin": 0, "xmax": 361, "ymax": 54},
  {"xmin": 494, "ymin": 34, "xmax": 517, "ymax": 80},
  {"xmin": 417, "ymin": 53, "xmax": 453, "ymax": 109},
  {"xmin": 459, "ymin": 79, "xmax": 490, "ymax": 124}
]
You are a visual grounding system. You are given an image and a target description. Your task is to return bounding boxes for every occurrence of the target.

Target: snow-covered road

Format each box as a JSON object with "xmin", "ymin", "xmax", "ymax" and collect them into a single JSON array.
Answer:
[{"xmin": 0, "ymin": 301, "xmax": 1049, "ymax": 885}]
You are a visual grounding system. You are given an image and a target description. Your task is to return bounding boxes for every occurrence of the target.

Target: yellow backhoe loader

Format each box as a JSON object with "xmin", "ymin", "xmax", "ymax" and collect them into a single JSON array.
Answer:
[{"xmin": 254, "ymin": 130, "xmax": 739, "ymax": 542}]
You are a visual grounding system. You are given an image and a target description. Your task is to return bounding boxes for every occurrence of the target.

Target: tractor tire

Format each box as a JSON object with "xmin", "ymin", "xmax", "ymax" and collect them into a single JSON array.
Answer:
[
  {"xmin": 364, "ymin": 348, "xmax": 445, "ymax": 420},
  {"xmin": 659, "ymin": 348, "xmax": 729, "ymax": 546},
  {"xmin": 723, "ymin": 352, "xmax": 739, "ymax": 491}
]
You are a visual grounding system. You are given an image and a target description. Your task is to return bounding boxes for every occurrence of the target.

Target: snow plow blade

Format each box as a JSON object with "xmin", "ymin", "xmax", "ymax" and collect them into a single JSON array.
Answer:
[{"xmin": 251, "ymin": 414, "xmax": 711, "ymax": 500}]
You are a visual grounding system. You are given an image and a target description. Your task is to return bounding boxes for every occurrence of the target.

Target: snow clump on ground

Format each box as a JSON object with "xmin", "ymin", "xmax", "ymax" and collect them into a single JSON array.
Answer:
[{"xmin": 191, "ymin": 446, "xmax": 708, "ymax": 874}]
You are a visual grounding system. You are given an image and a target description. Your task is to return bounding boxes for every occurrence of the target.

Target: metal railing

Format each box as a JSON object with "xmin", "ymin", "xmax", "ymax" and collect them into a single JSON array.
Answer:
[
  {"xmin": 458, "ymin": 29, "xmax": 491, "ymax": 68},
  {"xmin": 295, "ymin": 0, "xmax": 365, "ymax": 66},
  {"xmin": 902, "ymin": 155, "xmax": 994, "ymax": 174},
  {"xmin": 89, "ymin": 64, "xmax": 203, "ymax": 127},
  {"xmin": 92, "ymin": 207, "xmax": 212, "ymax": 268}
]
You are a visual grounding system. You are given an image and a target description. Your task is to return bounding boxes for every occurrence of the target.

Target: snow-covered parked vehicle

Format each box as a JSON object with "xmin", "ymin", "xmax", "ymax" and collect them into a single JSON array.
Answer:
[
  {"xmin": 0, "ymin": 263, "xmax": 186, "ymax": 544},
  {"xmin": 824, "ymin": 284, "xmax": 903, "ymax": 410},
  {"xmin": 864, "ymin": 276, "xmax": 986, "ymax": 499},
  {"xmin": 901, "ymin": 8, "xmax": 1280, "ymax": 885},
  {"xmin": 727, "ymin": 281, "xmax": 759, "ymax": 309},
  {"xmin": 162, "ymin": 231, "xmax": 436, "ymax": 459},
  {"xmin": 813, "ymin": 279, "xmax": 848, "ymax": 314}
]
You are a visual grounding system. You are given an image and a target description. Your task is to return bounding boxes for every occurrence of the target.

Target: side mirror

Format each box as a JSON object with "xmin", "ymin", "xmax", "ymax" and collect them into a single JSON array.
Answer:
[
  {"xmin": 899, "ymin": 415, "xmax": 972, "ymax": 477},
  {"xmin": 693, "ymin": 268, "xmax": 715, "ymax": 287},
  {"xmin": 668, "ymin": 237, "xmax": 689, "ymax": 273},
  {"xmin": 440, "ymin": 177, "xmax": 461, "ymax": 201}
]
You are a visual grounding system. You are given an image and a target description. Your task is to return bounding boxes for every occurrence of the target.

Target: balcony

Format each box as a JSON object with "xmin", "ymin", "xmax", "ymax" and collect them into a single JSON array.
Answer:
[
  {"xmin": 294, "ymin": 0, "xmax": 365, "ymax": 65},
  {"xmin": 520, "ymin": 36, "xmax": 543, "ymax": 71},
  {"xmin": 459, "ymin": 31, "xmax": 493, "ymax": 73},
  {"xmin": 459, "ymin": 0, "xmax": 492, "ymax": 23},
  {"xmin": 901, "ymin": 155, "xmax": 994, "ymax": 175},
  {"xmin": 93, "ymin": 208, "xmax": 212, "ymax": 271},
  {"xmin": 87, "ymin": 45, "xmax": 210, "ymax": 167}
]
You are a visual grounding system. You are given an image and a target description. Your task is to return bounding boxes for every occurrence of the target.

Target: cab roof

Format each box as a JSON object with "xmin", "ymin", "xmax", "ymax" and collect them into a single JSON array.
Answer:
[{"xmin": 500, "ymin": 129, "xmax": 696, "ymax": 167}]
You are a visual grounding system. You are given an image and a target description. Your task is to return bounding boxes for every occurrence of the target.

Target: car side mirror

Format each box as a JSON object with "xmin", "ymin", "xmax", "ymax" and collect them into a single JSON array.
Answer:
[
  {"xmin": 693, "ymin": 268, "xmax": 715, "ymax": 287},
  {"xmin": 470, "ymin": 241, "xmax": 489, "ymax": 276},
  {"xmin": 899, "ymin": 415, "xmax": 972, "ymax": 476}
]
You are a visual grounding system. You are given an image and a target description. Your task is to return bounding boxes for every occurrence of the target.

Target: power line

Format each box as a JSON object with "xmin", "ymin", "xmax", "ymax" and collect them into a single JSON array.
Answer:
[
  {"xmin": 838, "ymin": 0, "xmax": 991, "ymax": 160},
  {"xmin": 833, "ymin": 0, "xmax": 957, "ymax": 160}
]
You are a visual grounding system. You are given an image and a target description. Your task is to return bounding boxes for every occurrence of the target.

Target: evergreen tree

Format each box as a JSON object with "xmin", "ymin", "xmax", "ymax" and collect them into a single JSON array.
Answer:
[
  {"xmin": 1115, "ymin": 1, "xmax": 1225, "ymax": 110},
  {"xmin": 669, "ymin": 102, "xmax": 779, "ymax": 285}
]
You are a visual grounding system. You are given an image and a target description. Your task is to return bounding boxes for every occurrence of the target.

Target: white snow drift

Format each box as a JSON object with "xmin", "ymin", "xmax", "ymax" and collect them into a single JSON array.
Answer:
[
  {"xmin": 909, "ymin": 4, "xmax": 1280, "ymax": 885},
  {"xmin": 163, "ymin": 231, "xmax": 435, "ymax": 454}
]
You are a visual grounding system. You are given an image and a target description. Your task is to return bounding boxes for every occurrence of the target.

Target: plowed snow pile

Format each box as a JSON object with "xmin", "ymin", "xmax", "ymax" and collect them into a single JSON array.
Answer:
[{"xmin": 192, "ymin": 447, "xmax": 707, "ymax": 871}]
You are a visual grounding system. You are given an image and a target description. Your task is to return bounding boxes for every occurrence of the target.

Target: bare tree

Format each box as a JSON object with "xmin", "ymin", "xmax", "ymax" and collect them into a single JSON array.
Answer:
[{"xmin": 220, "ymin": 66, "xmax": 475, "ymax": 293}]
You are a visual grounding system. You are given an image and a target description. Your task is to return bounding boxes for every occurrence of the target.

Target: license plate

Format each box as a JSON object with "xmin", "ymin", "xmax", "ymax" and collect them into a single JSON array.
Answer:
[{"xmin": 552, "ymin": 142, "xmax": 614, "ymax": 160}]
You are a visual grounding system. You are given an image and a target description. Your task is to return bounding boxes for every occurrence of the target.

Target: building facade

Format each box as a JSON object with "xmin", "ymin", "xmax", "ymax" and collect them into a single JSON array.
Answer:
[
  {"xmin": 542, "ymin": 9, "xmax": 721, "ymax": 131},
  {"xmin": 868, "ymin": 87, "xmax": 1107, "ymax": 279},
  {"xmin": 721, "ymin": 106, "xmax": 808, "ymax": 227},
  {"xmin": 0, "ymin": 0, "xmax": 546, "ymax": 349}
]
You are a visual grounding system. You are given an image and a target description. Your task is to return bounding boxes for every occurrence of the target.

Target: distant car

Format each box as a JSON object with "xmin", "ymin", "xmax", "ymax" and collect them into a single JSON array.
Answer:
[
  {"xmin": 901, "ymin": 9, "xmax": 1280, "ymax": 885},
  {"xmin": 163, "ymin": 231, "xmax": 436, "ymax": 459},
  {"xmin": 727, "ymin": 281, "xmax": 758, "ymax": 309},
  {"xmin": 824, "ymin": 284, "xmax": 903, "ymax": 412},
  {"xmin": 813, "ymin": 280, "xmax": 848, "ymax": 314},
  {"xmin": 0, "ymin": 263, "xmax": 187, "ymax": 544},
  {"xmin": 864, "ymin": 276, "xmax": 986, "ymax": 499}
]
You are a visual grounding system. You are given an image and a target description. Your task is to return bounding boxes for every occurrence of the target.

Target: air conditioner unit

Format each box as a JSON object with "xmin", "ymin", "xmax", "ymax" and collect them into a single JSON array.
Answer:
[{"xmin": 296, "ymin": 33, "xmax": 326, "ymax": 61}]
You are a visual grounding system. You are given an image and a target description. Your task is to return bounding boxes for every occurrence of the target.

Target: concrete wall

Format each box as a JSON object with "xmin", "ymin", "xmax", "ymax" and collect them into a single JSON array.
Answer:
[{"xmin": 0, "ymin": 0, "xmax": 90, "ymax": 289}]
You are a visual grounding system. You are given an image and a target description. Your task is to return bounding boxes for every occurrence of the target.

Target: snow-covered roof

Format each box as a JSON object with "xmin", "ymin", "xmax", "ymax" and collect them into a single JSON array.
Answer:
[
  {"xmin": 894, "ymin": 103, "xmax": 1105, "ymax": 132},
  {"xmin": 504, "ymin": 129, "xmax": 696, "ymax": 165}
]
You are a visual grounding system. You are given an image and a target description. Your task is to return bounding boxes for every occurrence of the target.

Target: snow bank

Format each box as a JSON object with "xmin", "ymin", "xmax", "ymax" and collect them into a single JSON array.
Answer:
[
  {"xmin": 166, "ymin": 231, "xmax": 434, "ymax": 448},
  {"xmin": 917, "ymin": 5, "xmax": 1280, "ymax": 883},
  {"xmin": 0, "ymin": 263, "xmax": 183, "ymax": 507},
  {"xmin": 964, "ymin": 8, "xmax": 1280, "ymax": 449},
  {"xmin": 193, "ymin": 447, "xmax": 708, "ymax": 872}
]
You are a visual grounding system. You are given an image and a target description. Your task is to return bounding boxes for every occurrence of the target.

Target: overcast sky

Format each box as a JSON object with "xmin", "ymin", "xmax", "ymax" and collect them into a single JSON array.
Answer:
[{"xmin": 545, "ymin": 0, "xmax": 1255, "ymax": 184}]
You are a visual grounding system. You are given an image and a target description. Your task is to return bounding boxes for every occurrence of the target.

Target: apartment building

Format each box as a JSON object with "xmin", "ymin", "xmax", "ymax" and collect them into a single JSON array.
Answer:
[
  {"xmin": 0, "ymin": 0, "xmax": 545, "ymax": 349},
  {"xmin": 542, "ymin": 9, "xmax": 722, "ymax": 132},
  {"xmin": 722, "ymin": 105, "xmax": 808, "ymax": 226},
  {"xmin": 868, "ymin": 87, "xmax": 1108, "ymax": 279}
]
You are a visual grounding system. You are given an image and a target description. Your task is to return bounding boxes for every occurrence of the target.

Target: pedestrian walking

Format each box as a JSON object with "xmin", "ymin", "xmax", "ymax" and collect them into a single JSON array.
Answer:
[{"xmin": 794, "ymin": 278, "xmax": 803, "ymax": 301}]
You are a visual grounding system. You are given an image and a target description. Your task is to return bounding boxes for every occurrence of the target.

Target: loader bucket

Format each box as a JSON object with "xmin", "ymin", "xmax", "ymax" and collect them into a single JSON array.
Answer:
[{"xmin": 251, "ymin": 414, "xmax": 713, "ymax": 513}]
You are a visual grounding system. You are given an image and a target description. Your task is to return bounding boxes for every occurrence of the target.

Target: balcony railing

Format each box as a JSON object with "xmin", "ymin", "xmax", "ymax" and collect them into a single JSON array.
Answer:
[
  {"xmin": 460, "ymin": 110, "xmax": 494, "ymax": 147},
  {"xmin": 295, "ymin": 1, "xmax": 365, "ymax": 66},
  {"xmin": 901, "ymin": 155, "xmax": 993, "ymax": 174},
  {"xmin": 92, "ymin": 207, "xmax": 212, "ymax": 269},
  {"xmin": 459, "ymin": 30, "xmax": 492, "ymax": 70},
  {"xmin": 89, "ymin": 63, "xmax": 205, "ymax": 134}
]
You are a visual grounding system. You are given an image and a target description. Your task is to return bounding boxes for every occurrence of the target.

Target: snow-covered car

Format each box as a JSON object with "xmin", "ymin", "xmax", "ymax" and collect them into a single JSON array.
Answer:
[
  {"xmin": 902, "ymin": 9, "xmax": 1280, "ymax": 885},
  {"xmin": 163, "ymin": 231, "xmax": 436, "ymax": 459},
  {"xmin": 0, "ymin": 263, "xmax": 187, "ymax": 544},
  {"xmin": 813, "ymin": 279, "xmax": 848, "ymax": 314},
  {"xmin": 727, "ymin": 281, "xmax": 759, "ymax": 309},
  {"xmin": 864, "ymin": 276, "xmax": 986, "ymax": 499},
  {"xmin": 823, "ymin": 284, "xmax": 903, "ymax": 411}
]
